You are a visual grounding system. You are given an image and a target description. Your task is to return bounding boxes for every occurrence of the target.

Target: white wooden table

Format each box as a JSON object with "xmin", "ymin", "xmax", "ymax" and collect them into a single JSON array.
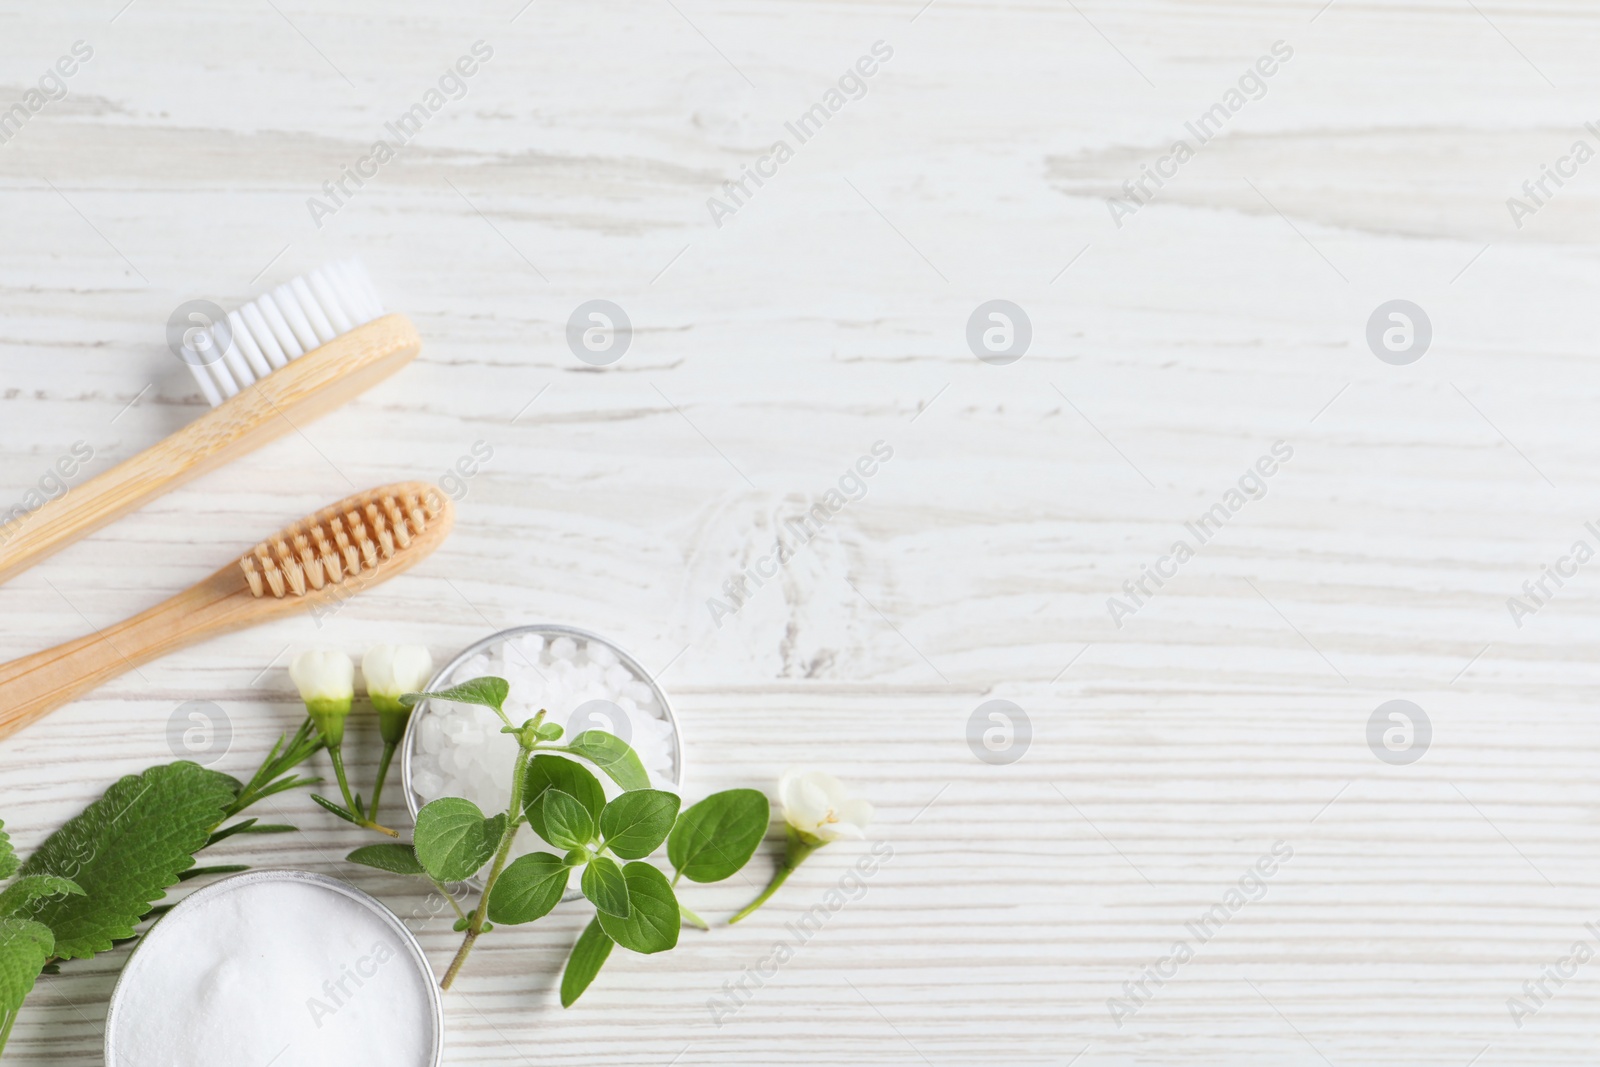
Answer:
[{"xmin": 3, "ymin": 1, "xmax": 1599, "ymax": 1063}]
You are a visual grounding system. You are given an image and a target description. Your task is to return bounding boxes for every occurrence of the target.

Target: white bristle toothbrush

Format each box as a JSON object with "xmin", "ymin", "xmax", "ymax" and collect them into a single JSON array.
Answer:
[{"xmin": 0, "ymin": 259, "xmax": 421, "ymax": 586}]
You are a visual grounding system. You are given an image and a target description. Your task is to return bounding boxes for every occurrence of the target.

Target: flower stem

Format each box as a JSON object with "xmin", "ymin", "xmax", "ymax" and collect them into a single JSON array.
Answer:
[
  {"xmin": 729, "ymin": 826, "xmax": 822, "ymax": 925},
  {"xmin": 326, "ymin": 742, "xmax": 398, "ymax": 836},
  {"xmin": 728, "ymin": 865, "xmax": 794, "ymax": 924},
  {"xmin": 327, "ymin": 745, "xmax": 358, "ymax": 812},
  {"xmin": 369, "ymin": 741, "xmax": 398, "ymax": 822},
  {"xmin": 440, "ymin": 743, "xmax": 532, "ymax": 991}
]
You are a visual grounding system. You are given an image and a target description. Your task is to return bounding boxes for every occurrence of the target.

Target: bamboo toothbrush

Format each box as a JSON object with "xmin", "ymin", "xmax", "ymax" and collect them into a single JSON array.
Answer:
[
  {"xmin": 0, "ymin": 260, "xmax": 421, "ymax": 586},
  {"xmin": 0, "ymin": 481, "xmax": 453, "ymax": 742}
]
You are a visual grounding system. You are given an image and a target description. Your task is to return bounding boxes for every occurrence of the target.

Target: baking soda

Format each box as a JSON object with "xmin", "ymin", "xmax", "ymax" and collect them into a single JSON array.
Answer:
[
  {"xmin": 109, "ymin": 876, "xmax": 434, "ymax": 1066},
  {"xmin": 409, "ymin": 631, "xmax": 678, "ymax": 866}
]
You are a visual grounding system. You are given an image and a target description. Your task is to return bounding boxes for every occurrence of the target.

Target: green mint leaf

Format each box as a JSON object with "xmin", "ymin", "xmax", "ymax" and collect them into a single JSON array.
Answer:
[
  {"xmin": 0, "ymin": 917, "xmax": 53, "ymax": 1016},
  {"xmin": 581, "ymin": 855, "xmax": 631, "ymax": 918},
  {"xmin": 0, "ymin": 875, "xmax": 83, "ymax": 916},
  {"xmin": 413, "ymin": 798, "xmax": 505, "ymax": 883},
  {"xmin": 563, "ymin": 731, "xmax": 650, "ymax": 791},
  {"xmin": 0, "ymin": 820, "xmax": 17, "ymax": 881},
  {"xmin": 402, "ymin": 677, "xmax": 509, "ymax": 715},
  {"xmin": 523, "ymin": 756, "xmax": 605, "ymax": 843},
  {"xmin": 560, "ymin": 917, "xmax": 614, "ymax": 1007},
  {"xmin": 535, "ymin": 722, "xmax": 564, "ymax": 741},
  {"xmin": 310, "ymin": 794, "xmax": 359, "ymax": 825},
  {"xmin": 668, "ymin": 789, "xmax": 771, "ymax": 884},
  {"xmin": 486, "ymin": 852, "xmax": 568, "ymax": 925},
  {"xmin": 599, "ymin": 790, "xmax": 680, "ymax": 860},
  {"xmin": 595, "ymin": 862, "xmax": 679, "ymax": 955},
  {"xmin": 346, "ymin": 844, "xmax": 427, "ymax": 877},
  {"xmin": 538, "ymin": 790, "xmax": 595, "ymax": 851},
  {"xmin": 18, "ymin": 762, "xmax": 237, "ymax": 959}
]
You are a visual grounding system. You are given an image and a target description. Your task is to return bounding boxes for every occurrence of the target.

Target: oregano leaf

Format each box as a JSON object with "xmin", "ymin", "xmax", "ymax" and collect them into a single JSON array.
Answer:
[
  {"xmin": 486, "ymin": 852, "xmax": 568, "ymax": 925},
  {"xmin": 668, "ymin": 789, "xmax": 771, "ymax": 884},
  {"xmin": 595, "ymin": 862, "xmax": 679, "ymax": 954},
  {"xmin": 522, "ymin": 756, "xmax": 605, "ymax": 842},
  {"xmin": 538, "ymin": 790, "xmax": 595, "ymax": 851},
  {"xmin": 18, "ymin": 761, "xmax": 237, "ymax": 959},
  {"xmin": 346, "ymin": 844, "xmax": 426, "ymax": 877},
  {"xmin": 581, "ymin": 856, "xmax": 631, "ymax": 918},
  {"xmin": 402, "ymin": 677, "xmax": 509, "ymax": 715},
  {"xmin": 562, "ymin": 731, "xmax": 650, "ymax": 791},
  {"xmin": 413, "ymin": 798, "xmax": 504, "ymax": 882},
  {"xmin": 560, "ymin": 918, "xmax": 613, "ymax": 1007},
  {"xmin": 599, "ymin": 790, "xmax": 680, "ymax": 860}
]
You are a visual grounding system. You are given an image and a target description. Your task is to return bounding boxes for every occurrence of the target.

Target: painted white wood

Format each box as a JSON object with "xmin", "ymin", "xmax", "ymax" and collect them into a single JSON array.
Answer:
[{"xmin": 2, "ymin": 0, "xmax": 1599, "ymax": 1063}]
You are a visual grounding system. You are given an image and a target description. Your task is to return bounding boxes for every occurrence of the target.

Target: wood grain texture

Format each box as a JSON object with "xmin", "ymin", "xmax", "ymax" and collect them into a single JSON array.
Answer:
[{"xmin": 1, "ymin": 0, "xmax": 1598, "ymax": 1064}]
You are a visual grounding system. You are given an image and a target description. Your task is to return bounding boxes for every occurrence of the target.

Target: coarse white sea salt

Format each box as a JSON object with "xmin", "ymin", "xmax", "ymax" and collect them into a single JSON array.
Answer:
[
  {"xmin": 107, "ymin": 875, "xmax": 436, "ymax": 1066},
  {"xmin": 408, "ymin": 631, "xmax": 679, "ymax": 867}
]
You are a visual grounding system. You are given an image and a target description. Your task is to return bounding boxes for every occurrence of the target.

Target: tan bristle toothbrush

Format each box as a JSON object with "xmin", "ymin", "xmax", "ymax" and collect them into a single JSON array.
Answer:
[
  {"xmin": 0, "ymin": 260, "xmax": 421, "ymax": 586},
  {"xmin": 0, "ymin": 481, "xmax": 453, "ymax": 742}
]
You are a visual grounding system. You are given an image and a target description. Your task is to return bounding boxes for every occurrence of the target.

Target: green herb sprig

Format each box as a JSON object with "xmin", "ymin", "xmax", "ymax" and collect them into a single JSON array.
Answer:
[{"xmin": 341, "ymin": 676, "xmax": 769, "ymax": 1003}]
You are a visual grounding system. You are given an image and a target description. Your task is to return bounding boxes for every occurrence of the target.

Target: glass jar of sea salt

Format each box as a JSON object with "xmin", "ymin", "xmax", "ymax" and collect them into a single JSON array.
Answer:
[{"xmin": 401, "ymin": 625, "xmax": 682, "ymax": 890}]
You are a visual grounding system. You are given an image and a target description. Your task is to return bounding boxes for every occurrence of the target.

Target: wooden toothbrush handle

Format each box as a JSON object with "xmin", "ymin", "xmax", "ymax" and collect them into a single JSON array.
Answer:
[
  {"xmin": 0, "ymin": 570, "xmax": 265, "ymax": 743},
  {"xmin": 0, "ymin": 314, "xmax": 421, "ymax": 587}
]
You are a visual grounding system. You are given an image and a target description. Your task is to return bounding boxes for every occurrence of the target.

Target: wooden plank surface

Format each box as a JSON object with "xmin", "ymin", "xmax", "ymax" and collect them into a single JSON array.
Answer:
[{"xmin": 3, "ymin": 0, "xmax": 1599, "ymax": 1063}]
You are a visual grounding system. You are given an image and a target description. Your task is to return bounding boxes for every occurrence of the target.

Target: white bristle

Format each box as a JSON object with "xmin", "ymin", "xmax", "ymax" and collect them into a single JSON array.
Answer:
[{"xmin": 185, "ymin": 259, "xmax": 382, "ymax": 408}]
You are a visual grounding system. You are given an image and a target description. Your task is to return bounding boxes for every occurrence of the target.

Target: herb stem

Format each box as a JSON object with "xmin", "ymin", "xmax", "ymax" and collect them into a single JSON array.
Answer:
[
  {"xmin": 432, "ymin": 879, "xmax": 467, "ymax": 922},
  {"xmin": 0, "ymin": 1007, "xmax": 15, "ymax": 1057},
  {"xmin": 440, "ymin": 743, "xmax": 532, "ymax": 991},
  {"xmin": 679, "ymin": 903, "xmax": 710, "ymax": 930}
]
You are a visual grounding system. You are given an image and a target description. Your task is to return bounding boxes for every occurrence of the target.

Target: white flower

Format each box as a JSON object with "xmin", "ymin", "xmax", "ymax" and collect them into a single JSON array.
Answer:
[
  {"xmin": 289, "ymin": 648, "xmax": 355, "ymax": 706},
  {"xmin": 362, "ymin": 644, "xmax": 434, "ymax": 702},
  {"xmin": 779, "ymin": 769, "xmax": 873, "ymax": 843}
]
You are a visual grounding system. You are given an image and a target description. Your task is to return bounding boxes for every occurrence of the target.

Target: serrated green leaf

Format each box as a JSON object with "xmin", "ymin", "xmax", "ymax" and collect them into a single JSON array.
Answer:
[
  {"xmin": 595, "ymin": 862, "xmax": 678, "ymax": 954},
  {"xmin": 581, "ymin": 855, "xmax": 631, "ymax": 918},
  {"xmin": 563, "ymin": 731, "xmax": 650, "ymax": 791},
  {"xmin": 486, "ymin": 852, "xmax": 568, "ymax": 925},
  {"xmin": 599, "ymin": 790, "xmax": 680, "ymax": 860},
  {"xmin": 346, "ymin": 844, "xmax": 427, "ymax": 876},
  {"xmin": 560, "ymin": 917, "xmax": 613, "ymax": 1007},
  {"xmin": 668, "ymin": 789, "xmax": 771, "ymax": 884},
  {"xmin": 176, "ymin": 865, "xmax": 249, "ymax": 882},
  {"xmin": 523, "ymin": 756, "xmax": 605, "ymax": 843},
  {"xmin": 413, "ymin": 798, "xmax": 504, "ymax": 883},
  {"xmin": 18, "ymin": 762, "xmax": 237, "ymax": 959},
  {"xmin": 403, "ymin": 677, "xmax": 509, "ymax": 715},
  {"xmin": 0, "ymin": 875, "xmax": 82, "ymax": 916},
  {"xmin": 0, "ymin": 820, "xmax": 17, "ymax": 881},
  {"xmin": 0, "ymin": 916, "xmax": 53, "ymax": 1016},
  {"xmin": 538, "ymin": 790, "xmax": 595, "ymax": 851}
]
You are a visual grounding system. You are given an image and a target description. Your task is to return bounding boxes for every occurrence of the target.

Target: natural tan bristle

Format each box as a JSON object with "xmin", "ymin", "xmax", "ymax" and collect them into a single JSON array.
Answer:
[{"xmin": 239, "ymin": 482, "xmax": 450, "ymax": 599}]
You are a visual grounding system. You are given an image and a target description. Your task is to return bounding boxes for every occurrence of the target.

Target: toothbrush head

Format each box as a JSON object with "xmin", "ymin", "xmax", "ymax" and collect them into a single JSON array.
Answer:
[
  {"xmin": 239, "ymin": 481, "xmax": 454, "ymax": 600},
  {"xmin": 182, "ymin": 259, "xmax": 387, "ymax": 407}
]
